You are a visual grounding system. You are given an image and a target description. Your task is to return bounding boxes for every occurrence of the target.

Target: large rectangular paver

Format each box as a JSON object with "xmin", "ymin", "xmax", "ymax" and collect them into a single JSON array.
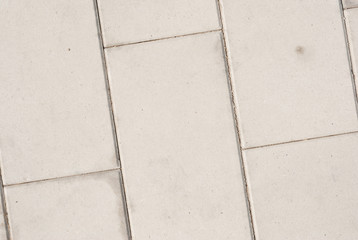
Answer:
[
  {"xmin": 97, "ymin": 0, "xmax": 220, "ymax": 46},
  {"xmin": 5, "ymin": 171, "xmax": 127, "ymax": 240},
  {"xmin": 105, "ymin": 32, "xmax": 252, "ymax": 240},
  {"xmin": 243, "ymin": 133, "xmax": 358, "ymax": 240},
  {"xmin": 222, "ymin": 0, "xmax": 358, "ymax": 148},
  {"xmin": 0, "ymin": 0, "xmax": 117, "ymax": 184}
]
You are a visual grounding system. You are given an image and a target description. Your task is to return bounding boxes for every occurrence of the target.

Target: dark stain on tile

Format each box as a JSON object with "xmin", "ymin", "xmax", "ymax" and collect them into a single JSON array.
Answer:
[{"xmin": 295, "ymin": 46, "xmax": 304, "ymax": 54}]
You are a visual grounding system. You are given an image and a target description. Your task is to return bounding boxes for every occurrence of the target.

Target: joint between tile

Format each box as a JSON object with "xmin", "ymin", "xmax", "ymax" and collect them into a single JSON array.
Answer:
[
  {"xmin": 344, "ymin": 5, "xmax": 358, "ymax": 10},
  {"xmin": 4, "ymin": 167, "xmax": 122, "ymax": 188},
  {"xmin": 0, "ymin": 166, "xmax": 12, "ymax": 240},
  {"xmin": 242, "ymin": 130, "xmax": 358, "ymax": 151},
  {"xmin": 339, "ymin": 0, "xmax": 358, "ymax": 118},
  {"xmin": 104, "ymin": 29, "xmax": 222, "ymax": 49},
  {"xmin": 216, "ymin": 0, "xmax": 257, "ymax": 239},
  {"xmin": 92, "ymin": 0, "xmax": 133, "ymax": 239}
]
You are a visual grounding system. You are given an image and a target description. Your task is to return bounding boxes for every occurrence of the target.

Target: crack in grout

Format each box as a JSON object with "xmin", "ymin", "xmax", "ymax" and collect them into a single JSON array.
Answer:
[
  {"xmin": 105, "ymin": 29, "xmax": 222, "ymax": 49},
  {"xmin": 92, "ymin": 0, "xmax": 133, "ymax": 239},
  {"xmin": 339, "ymin": 0, "xmax": 358, "ymax": 119},
  {"xmin": 215, "ymin": 0, "xmax": 257, "ymax": 239},
  {"xmin": 243, "ymin": 130, "xmax": 358, "ymax": 151},
  {"xmin": 0, "ymin": 163, "xmax": 12, "ymax": 240}
]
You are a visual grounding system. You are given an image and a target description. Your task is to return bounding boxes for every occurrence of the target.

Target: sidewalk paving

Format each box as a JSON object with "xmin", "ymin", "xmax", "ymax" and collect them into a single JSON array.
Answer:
[{"xmin": 0, "ymin": 0, "xmax": 358, "ymax": 239}]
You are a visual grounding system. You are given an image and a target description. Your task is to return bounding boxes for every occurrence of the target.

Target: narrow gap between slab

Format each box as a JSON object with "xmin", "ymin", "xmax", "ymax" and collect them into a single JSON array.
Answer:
[
  {"xmin": 243, "ymin": 130, "xmax": 358, "ymax": 151},
  {"xmin": 345, "ymin": 5, "xmax": 358, "ymax": 10},
  {"xmin": 92, "ymin": 0, "xmax": 133, "ymax": 239},
  {"xmin": 215, "ymin": 0, "xmax": 257, "ymax": 239},
  {"xmin": 339, "ymin": 0, "xmax": 358, "ymax": 118},
  {"xmin": 0, "ymin": 165, "xmax": 12, "ymax": 240},
  {"xmin": 105, "ymin": 29, "xmax": 222, "ymax": 49},
  {"xmin": 4, "ymin": 168, "xmax": 121, "ymax": 188}
]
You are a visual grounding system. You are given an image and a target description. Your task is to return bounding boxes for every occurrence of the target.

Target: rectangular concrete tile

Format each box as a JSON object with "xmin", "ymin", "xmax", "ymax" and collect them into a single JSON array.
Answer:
[
  {"xmin": 345, "ymin": 8, "xmax": 358, "ymax": 94},
  {"xmin": 97, "ymin": 0, "xmax": 220, "ymax": 46},
  {"xmin": 4, "ymin": 171, "xmax": 127, "ymax": 240},
  {"xmin": 343, "ymin": 0, "xmax": 358, "ymax": 9},
  {"xmin": 243, "ymin": 133, "xmax": 358, "ymax": 240},
  {"xmin": 0, "ymin": 194, "xmax": 7, "ymax": 240},
  {"xmin": 105, "ymin": 32, "xmax": 252, "ymax": 240},
  {"xmin": 221, "ymin": 0, "xmax": 358, "ymax": 148},
  {"xmin": 0, "ymin": 0, "xmax": 117, "ymax": 184}
]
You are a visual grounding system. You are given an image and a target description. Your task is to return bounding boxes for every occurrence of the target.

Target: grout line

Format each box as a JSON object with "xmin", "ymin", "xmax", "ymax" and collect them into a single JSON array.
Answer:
[
  {"xmin": 215, "ymin": 1, "xmax": 257, "ymax": 240},
  {"xmin": 105, "ymin": 29, "xmax": 222, "ymax": 49},
  {"xmin": 0, "ymin": 164, "xmax": 12, "ymax": 240},
  {"xmin": 93, "ymin": 4, "xmax": 121, "ymax": 169},
  {"xmin": 345, "ymin": 5, "xmax": 358, "ymax": 10},
  {"xmin": 339, "ymin": 0, "xmax": 358, "ymax": 118},
  {"xmin": 92, "ymin": 0, "xmax": 133, "ymax": 239},
  {"xmin": 243, "ymin": 130, "xmax": 358, "ymax": 151},
  {"xmin": 4, "ymin": 168, "xmax": 121, "ymax": 188}
]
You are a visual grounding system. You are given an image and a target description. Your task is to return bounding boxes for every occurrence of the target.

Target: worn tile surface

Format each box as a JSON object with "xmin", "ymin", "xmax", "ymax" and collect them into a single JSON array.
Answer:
[
  {"xmin": 343, "ymin": 0, "xmax": 358, "ymax": 9},
  {"xmin": 221, "ymin": 0, "xmax": 358, "ymax": 148},
  {"xmin": 0, "ymin": 0, "xmax": 117, "ymax": 185},
  {"xmin": 5, "ymin": 171, "xmax": 127, "ymax": 240},
  {"xmin": 243, "ymin": 133, "xmax": 358, "ymax": 240},
  {"xmin": 97, "ymin": 0, "xmax": 220, "ymax": 46},
  {"xmin": 345, "ymin": 8, "xmax": 358, "ymax": 94},
  {"xmin": 106, "ymin": 32, "xmax": 251, "ymax": 240}
]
